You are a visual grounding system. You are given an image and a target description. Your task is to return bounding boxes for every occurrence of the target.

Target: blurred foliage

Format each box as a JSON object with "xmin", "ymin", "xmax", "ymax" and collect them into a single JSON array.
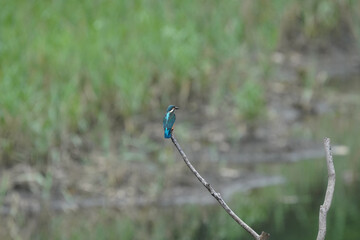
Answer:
[
  {"xmin": 280, "ymin": 0, "xmax": 359, "ymax": 51},
  {"xmin": 235, "ymin": 79, "xmax": 265, "ymax": 123},
  {"xmin": 0, "ymin": 0, "xmax": 277, "ymax": 165},
  {"xmin": 1, "ymin": 0, "xmax": 360, "ymax": 165},
  {"xmin": 0, "ymin": 1, "xmax": 360, "ymax": 239}
]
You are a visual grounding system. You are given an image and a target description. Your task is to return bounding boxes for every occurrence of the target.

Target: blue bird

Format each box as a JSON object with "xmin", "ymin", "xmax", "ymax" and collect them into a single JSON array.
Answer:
[{"xmin": 163, "ymin": 105, "xmax": 179, "ymax": 138}]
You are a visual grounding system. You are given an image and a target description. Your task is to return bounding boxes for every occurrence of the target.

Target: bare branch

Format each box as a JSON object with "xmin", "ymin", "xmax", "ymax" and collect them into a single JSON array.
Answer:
[
  {"xmin": 316, "ymin": 137, "xmax": 336, "ymax": 240},
  {"xmin": 171, "ymin": 135, "xmax": 269, "ymax": 240}
]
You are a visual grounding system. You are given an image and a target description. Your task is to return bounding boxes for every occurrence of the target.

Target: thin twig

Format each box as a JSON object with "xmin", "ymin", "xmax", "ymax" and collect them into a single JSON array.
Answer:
[
  {"xmin": 316, "ymin": 137, "xmax": 336, "ymax": 240},
  {"xmin": 171, "ymin": 135, "xmax": 269, "ymax": 240}
]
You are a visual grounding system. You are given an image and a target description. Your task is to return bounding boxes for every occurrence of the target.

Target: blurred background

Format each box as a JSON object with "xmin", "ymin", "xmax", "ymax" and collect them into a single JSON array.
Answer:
[{"xmin": 1, "ymin": 0, "xmax": 360, "ymax": 239}]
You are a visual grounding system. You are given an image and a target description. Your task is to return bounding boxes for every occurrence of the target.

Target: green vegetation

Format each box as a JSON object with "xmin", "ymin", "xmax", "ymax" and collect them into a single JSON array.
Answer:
[
  {"xmin": 1, "ymin": 0, "xmax": 360, "ymax": 239},
  {"xmin": 1, "ymin": 0, "xmax": 359, "ymax": 165}
]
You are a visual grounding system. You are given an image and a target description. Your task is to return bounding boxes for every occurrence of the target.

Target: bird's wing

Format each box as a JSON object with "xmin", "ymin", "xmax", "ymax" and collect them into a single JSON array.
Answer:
[
  {"xmin": 164, "ymin": 113, "xmax": 176, "ymax": 129},
  {"xmin": 163, "ymin": 115, "xmax": 167, "ymax": 127}
]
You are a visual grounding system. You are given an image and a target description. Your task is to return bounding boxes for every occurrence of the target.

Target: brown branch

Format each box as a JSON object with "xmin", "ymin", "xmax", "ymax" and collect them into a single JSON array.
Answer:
[
  {"xmin": 171, "ymin": 135, "xmax": 270, "ymax": 240},
  {"xmin": 316, "ymin": 137, "xmax": 336, "ymax": 240}
]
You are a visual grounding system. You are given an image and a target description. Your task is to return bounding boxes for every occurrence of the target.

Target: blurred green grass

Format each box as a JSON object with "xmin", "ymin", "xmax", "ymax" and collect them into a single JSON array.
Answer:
[{"xmin": 0, "ymin": 0, "xmax": 359, "ymax": 165}]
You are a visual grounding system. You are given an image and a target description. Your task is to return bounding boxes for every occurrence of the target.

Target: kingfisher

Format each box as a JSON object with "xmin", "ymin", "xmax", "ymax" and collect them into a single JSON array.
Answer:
[{"xmin": 163, "ymin": 105, "xmax": 179, "ymax": 138}]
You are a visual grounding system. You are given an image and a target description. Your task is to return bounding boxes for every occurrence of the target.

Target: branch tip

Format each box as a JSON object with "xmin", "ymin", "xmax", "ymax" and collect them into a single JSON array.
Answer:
[{"xmin": 316, "ymin": 137, "xmax": 336, "ymax": 240}]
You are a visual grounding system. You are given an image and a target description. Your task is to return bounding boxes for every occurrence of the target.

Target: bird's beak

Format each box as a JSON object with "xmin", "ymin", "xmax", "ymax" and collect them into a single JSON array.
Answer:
[{"xmin": 175, "ymin": 106, "xmax": 179, "ymax": 110}]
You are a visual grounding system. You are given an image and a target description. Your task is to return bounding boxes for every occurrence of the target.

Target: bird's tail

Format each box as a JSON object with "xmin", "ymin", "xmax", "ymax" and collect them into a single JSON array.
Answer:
[{"xmin": 164, "ymin": 128, "xmax": 171, "ymax": 138}]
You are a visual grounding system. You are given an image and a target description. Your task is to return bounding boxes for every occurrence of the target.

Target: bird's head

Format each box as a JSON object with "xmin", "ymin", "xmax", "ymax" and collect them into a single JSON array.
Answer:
[{"xmin": 166, "ymin": 105, "xmax": 179, "ymax": 113}]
